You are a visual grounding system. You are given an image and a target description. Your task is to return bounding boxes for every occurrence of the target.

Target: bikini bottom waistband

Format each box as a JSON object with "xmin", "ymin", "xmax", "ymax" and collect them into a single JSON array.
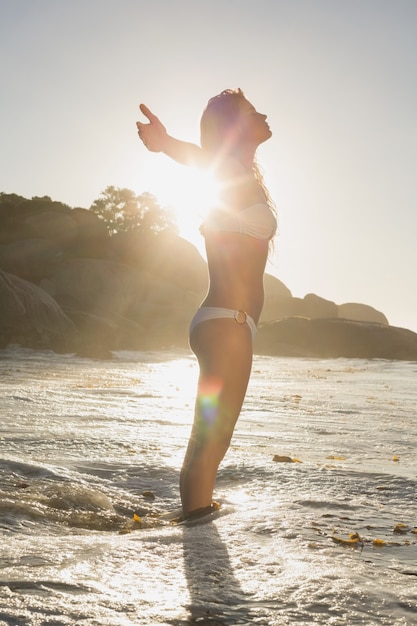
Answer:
[{"xmin": 189, "ymin": 306, "xmax": 257, "ymax": 339}]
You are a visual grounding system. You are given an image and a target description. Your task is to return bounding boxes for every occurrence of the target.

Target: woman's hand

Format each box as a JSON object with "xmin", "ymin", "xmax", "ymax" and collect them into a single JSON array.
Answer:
[
  {"xmin": 136, "ymin": 103, "xmax": 208, "ymax": 167},
  {"xmin": 136, "ymin": 104, "xmax": 167, "ymax": 152}
]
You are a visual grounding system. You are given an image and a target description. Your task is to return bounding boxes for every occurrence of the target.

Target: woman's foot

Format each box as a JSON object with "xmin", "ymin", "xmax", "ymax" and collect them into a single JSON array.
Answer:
[{"xmin": 173, "ymin": 501, "xmax": 220, "ymax": 524}]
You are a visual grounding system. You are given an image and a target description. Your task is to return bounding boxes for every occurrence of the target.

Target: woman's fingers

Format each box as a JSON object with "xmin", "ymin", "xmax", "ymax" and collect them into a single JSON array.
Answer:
[
  {"xmin": 136, "ymin": 104, "xmax": 158, "ymax": 136},
  {"xmin": 139, "ymin": 103, "xmax": 157, "ymax": 123},
  {"xmin": 136, "ymin": 103, "xmax": 166, "ymax": 152}
]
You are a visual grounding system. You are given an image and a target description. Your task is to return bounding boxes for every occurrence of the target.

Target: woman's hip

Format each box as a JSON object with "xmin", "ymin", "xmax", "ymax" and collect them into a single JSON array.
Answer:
[{"xmin": 189, "ymin": 306, "xmax": 257, "ymax": 340}]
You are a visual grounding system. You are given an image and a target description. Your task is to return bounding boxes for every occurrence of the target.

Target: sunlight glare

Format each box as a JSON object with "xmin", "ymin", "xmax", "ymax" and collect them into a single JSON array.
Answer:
[
  {"xmin": 140, "ymin": 158, "xmax": 220, "ymax": 246},
  {"xmin": 164, "ymin": 358, "xmax": 198, "ymax": 404},
  {"xmin": 228, "ymin": 488, "xmax": 251, "ymax": 507}
]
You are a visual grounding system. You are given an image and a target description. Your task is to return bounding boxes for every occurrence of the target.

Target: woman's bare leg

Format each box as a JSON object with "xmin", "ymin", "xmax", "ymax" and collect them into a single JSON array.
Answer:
[{"xmin": 180, "ymin": 319, "xmax": 253, "ymax": 517}]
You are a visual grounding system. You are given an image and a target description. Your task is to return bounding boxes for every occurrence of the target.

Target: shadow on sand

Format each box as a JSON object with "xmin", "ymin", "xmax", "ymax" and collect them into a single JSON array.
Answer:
[{"xmin": 169, "ymin": 518, "xmax": 267, "ymax": 625}]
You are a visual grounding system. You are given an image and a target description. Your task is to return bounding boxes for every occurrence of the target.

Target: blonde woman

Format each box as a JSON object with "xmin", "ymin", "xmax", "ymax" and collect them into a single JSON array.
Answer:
[{"xmin": 137, "ymin": 89, "xmax": 277, "ymax": 520}]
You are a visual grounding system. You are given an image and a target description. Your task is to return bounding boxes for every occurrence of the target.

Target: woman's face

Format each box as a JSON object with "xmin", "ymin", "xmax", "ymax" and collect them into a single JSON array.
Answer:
[{"xmin": 238, "ymin": 99, "xmax": 272, "ymax": 146}]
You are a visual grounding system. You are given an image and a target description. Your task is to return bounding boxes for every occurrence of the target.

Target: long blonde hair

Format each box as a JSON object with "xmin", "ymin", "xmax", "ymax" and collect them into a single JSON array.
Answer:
[{"xmin": 200, "ymin": 89, "xmax": 277, "ymax": 220}]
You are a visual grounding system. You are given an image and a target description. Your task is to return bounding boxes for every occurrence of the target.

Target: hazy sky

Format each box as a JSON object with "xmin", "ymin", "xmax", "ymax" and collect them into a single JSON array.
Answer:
[{"xmin": 1, "ymin": 0, "xmax": 416, "ymax": 333}]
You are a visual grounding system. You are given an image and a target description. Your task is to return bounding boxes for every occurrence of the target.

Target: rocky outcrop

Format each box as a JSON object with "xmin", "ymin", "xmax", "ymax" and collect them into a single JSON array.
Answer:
[
  {"xmin": 0, "ymin": 192, "xmax": 415, "ymax": 360},
  {"xmin": 0, "ymin": 238, "xmax": 63, "ymax": 281},
  {"xmin": 254, "ymin": 317, "xmax": 417, "ymax": 360},
  {"xmin": 109, "ymin": 230, "xmax": 207, "ymax": 294},
  {"xmin": 0, "ymin": 269, "xmax": 75, "ymax": 350},
  {"xmin": 41, "ymin": 258, "xmax": 142, "ymax": 317},
  {"xmin": 338, "ymin": 302, "xmax": 388, "ymax": 325},
  {"xmin": 40, "ymin": 257, "xmax": 201, "ymax": 350},
  {"xmin": 285, "ymin": 293, "xmax": 338, "ymax": 320},
  {"xmin": 260, "ymin": 275, "xmax": 292, "ymax": 322},
  {"xmin": 25, "ymin": 210, "xmax": 78, "ymax": 245},
  {"xmin": 261, "ymin": 291, "xmax": 387, "ymax": 326}
]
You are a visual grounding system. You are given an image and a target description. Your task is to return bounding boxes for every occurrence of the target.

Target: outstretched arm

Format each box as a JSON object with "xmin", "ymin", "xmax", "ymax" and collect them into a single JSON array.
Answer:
[{"xmin": 136, "ymin": 104, "xmax": 210, "ymax": 168}]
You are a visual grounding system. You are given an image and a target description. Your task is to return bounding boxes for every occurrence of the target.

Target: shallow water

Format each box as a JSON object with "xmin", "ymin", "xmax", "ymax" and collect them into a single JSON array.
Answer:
[{"xmin": 0, "ymin": 347, "xmax": 416, "ymax": 625}]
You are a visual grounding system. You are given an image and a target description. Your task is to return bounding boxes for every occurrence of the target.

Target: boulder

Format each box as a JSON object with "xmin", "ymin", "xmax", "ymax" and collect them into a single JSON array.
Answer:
[
  {"xmin": 123, "ymin": 270, "xmax": 201, "ymax": 349},
  {"xmin": 264, "ymin": 274, "xmax": 292, "ymax": 299},
  {"xmin": 40, "ymin": 258, "xmax": 145, "ymax": 317},
  {"xmin": 110, "ymin": 230, "xmax": 207, "ymax": 294},
  {"xmin": 261, "ymin": 292, "xmax": 338, "ymax": 324},
  {"xmin": 0, "ymin": 269, "xmax": 75, "ymax": 350},
  {"xmin": 68, "ymin": 311, "xmax": 136, "ymax": 359},
  {"xmin": 338, "ymin": 302, "xmax": 388, "ymax": 325},
  {"xmin": 39, "ymin": 258, "xmax": 199, "ymax": 350},
  {"xmin": 260, "ymin": 275, "xmax": 293, "ymax": 322},
  {"xmin": 0, "ymin": 238, "xmax": 62, "ymax": 281},
  {"xmin": 289, "ymin": 294, "xmax": 338, "ymax": 319},
  {"xmin": 254, "ymin": 317, "xmax": 417, "ymax": 361}
]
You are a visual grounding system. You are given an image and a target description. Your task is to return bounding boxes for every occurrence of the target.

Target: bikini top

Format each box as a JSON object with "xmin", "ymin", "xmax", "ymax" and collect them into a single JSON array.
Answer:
[{"xmin": 201, "ymin": 203, "xmax": 277, "ymax": 240}]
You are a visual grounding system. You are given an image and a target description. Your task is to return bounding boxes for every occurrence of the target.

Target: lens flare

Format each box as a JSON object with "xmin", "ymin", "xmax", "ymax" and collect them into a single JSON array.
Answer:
[{"xmin": 197, "ymin": 375, "xmax": 223, "ymax": 424}]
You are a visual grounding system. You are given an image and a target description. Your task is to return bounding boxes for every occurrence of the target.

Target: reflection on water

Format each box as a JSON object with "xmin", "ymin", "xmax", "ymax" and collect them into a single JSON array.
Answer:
[{"xmin": 1, "ymin": 347, "xmax": 417, "ymax": 624}]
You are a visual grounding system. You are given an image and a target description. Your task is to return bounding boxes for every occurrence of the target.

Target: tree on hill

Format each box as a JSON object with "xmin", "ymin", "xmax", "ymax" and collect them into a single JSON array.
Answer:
[
  {"xmin": 0, "ymin": 193, "xmax": 73, "ymax": 243},
  {"xmin": 89, "ymin": 186, "xmax": 178, "ymax": 236},
  {"xmin": 0, "ymin": 193, "xmax": 71, "ymax": 215}
]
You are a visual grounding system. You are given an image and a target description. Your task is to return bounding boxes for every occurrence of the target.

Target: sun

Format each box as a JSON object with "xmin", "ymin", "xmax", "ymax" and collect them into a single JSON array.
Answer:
[{"xmin": 139, "ymin": 157, "xmax": 220, "ymax": 249}]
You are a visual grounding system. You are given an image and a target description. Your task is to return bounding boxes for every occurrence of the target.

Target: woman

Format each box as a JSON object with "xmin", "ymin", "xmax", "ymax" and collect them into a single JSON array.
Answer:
[{"xmin": 136, "ymin": 89, "xmax": 277, "ymax": 520}]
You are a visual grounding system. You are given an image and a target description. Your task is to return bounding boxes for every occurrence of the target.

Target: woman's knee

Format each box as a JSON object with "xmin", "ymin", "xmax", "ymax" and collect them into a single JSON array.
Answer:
[{"xmin": 191, "ymin": 430, "xmax": 232, "ymax": 468}]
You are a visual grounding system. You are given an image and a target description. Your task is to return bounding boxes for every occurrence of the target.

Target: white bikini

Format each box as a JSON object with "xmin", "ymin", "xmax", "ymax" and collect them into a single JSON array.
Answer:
[
  {"xmin": 201, "ymin": 202, "xmax": 277, "ymax": 241},
  {"xmin": 190, "ymin": 203, "xmax": 277, "ymax": 340},
  {"xmin": 190, "ymin": 307, "xmax": 258, "ymax": 339}
]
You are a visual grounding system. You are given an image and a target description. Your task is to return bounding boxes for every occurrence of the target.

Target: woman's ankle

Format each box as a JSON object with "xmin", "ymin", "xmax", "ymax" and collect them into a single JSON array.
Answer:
[{"xmin": 178, "ymin": 501, "xmax": 220, "ymax": 523}]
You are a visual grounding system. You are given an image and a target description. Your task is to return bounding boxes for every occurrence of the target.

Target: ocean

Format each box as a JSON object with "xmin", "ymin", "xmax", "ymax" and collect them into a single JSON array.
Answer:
[{"xmin": 0, "ymin": 346, "xmax": 416, "ymax": 625}]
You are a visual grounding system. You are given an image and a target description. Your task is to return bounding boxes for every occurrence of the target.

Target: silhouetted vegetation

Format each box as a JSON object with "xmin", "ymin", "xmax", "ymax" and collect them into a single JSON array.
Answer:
[
  {"xmin": 89, "ymin": 186, "xmax": 178, "ymax": 236},
  {"xmin": 0, "ymin": 187, "xmax": 178, "ymax": 239}
]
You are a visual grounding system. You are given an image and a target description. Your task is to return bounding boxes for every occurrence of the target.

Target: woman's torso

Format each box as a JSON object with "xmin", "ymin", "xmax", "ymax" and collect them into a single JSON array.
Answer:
[
  {"xmin": 200, "ymin": 169, "xmax": 276, "ymax": 324},
  {"xmin": 202, "ymin": 233, "xmax": 269, "ymax": 324}
]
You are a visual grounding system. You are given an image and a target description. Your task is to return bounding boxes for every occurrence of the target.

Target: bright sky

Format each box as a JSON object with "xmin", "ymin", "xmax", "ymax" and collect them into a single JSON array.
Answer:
[{"xmin": 1, "ymin": 0, "xmax": 416, "ymax": 333}]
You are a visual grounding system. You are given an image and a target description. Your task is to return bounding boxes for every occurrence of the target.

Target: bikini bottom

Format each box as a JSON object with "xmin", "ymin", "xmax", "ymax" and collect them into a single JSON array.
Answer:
[{"xmin": 189, "ymin": 306, "xmax": 257, "ymax": 340}]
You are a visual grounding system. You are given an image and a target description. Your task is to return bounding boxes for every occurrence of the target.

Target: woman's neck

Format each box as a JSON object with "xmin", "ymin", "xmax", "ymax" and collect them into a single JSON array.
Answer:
[{"xmin": 235, "ymin": 143, "xmax": 256, "ymax": 169}]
